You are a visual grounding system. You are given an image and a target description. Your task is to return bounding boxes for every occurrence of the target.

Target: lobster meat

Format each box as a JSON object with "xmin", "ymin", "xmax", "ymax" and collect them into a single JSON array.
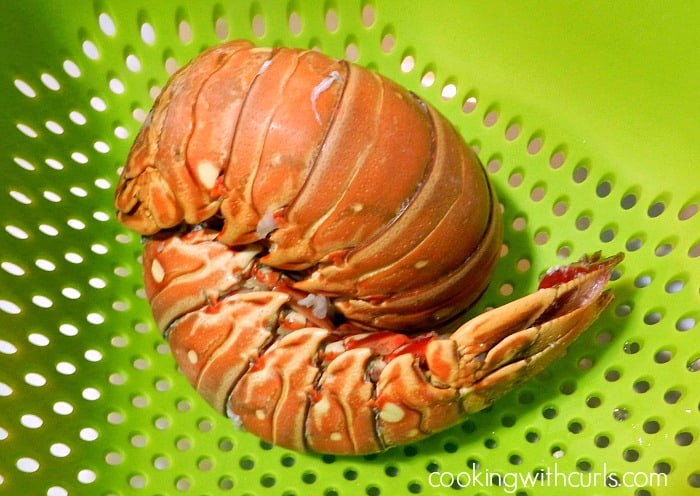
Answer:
[{"xmin": 115, "ymin": 40, "xmax": 623, "ymax": 454}]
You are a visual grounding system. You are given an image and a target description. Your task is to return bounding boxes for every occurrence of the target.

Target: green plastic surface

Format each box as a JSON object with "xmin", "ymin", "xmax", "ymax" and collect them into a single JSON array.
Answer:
[{"xmin": 1, "ymin": 1, "xmax": 698, "ymax": 495}]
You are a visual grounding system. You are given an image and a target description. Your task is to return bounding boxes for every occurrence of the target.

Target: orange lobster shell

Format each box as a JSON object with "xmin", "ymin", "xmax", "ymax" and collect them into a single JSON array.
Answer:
[
  {"xmin": 115, "ymin": 39, "xmax": 501, "ymax": 332},
  {"xmin": 115, "ymin": 40, "xmax": 622, "ymax": 454}
]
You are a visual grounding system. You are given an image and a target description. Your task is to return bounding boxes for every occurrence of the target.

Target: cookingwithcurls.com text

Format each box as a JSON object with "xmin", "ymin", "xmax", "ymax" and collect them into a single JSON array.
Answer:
[{"xmin": 428, "ymin": 463, "xmax": 667, "ymax": 493}]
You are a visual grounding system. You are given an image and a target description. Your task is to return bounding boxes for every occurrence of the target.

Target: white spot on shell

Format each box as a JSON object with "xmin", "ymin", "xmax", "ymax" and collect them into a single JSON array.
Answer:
[
  {"xmin": 313, "ymin": 396, "xmax": 331, "ymax": 415},
  {"xmin": 414, "ymin": 260, "xmax": 428, "ymax": 269},
  {"xmin": 197, "ymin": 160, "xmax": 219, "ymax": 190},
  {"xmin": 379, "ymin": 402, "xmax": 405, "ymax": 423},
  {"xmin": 330, "ymin": 432, "xmax": 342, "ymax": 441},
  {"xmin": 255, "ymin": 409, "xmax": 266, "ymax": 420},
  {"xmin": 310, "ymin": 70, "xmax": 342, "ymax": 124},
  {"xmin": 225, "ymin": 393, "xmax": 246, "ymax": 431},
  {"xmin": 256, "ymin": 58, "xmax": 272, "ymax": 76},
  {"xmin": 323, "ymin": 340, "xmax": 346, "ymax": 356},
  {"xmin": 270, "ymin": 152, "xmax": 283, "ymax": 166},
  {"xmin": 150, "ymin": 259, "xmax": 165, "ymax": 283},
  {"xmin": 187, "ymin": 350, "xmax": 198, "ymax": 364},
  {"xmin": 226, "ymin": 406, "xmax": 245, "ymax": 431},
  {"xmin": 458, "ymin": 386, "xmax": 473, "ymax": 397},
  {"xmin": 351, "ymin": 203, "xmax": 363, "ymax": 213}
]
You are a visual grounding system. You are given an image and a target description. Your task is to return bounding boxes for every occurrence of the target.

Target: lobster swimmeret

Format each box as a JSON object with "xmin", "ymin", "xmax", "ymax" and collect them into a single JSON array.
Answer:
[{"xmin": 115, "ymin": 40, "xmax": 623, "ymax": 454}]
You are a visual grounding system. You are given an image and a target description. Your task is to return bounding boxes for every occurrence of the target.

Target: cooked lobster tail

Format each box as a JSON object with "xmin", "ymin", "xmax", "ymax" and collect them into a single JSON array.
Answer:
[{"xmin": 115, "ymin": 40, "xmax": 623, "ymax": 454}]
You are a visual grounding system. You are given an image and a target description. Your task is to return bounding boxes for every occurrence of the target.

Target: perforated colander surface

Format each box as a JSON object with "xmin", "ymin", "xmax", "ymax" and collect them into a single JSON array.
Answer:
[{"xmin": 1, "ymin": 1, "xmax": 698, "ymax": 495}]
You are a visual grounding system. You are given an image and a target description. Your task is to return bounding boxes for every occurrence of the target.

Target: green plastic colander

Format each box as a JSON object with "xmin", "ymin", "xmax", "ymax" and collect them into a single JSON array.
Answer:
[{"xmin": 1, "ymin": 1, "xmax": 698, "ymax": 495}]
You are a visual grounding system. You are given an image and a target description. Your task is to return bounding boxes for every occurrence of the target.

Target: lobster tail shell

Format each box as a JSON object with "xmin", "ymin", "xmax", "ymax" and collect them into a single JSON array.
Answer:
[
  {"xmin": 115, "ymin": 40, "xmax": 500, "ymax": 332},
  {"xmin": 116, "ymin": 40, "xmax": 623, "ymax": 455}
]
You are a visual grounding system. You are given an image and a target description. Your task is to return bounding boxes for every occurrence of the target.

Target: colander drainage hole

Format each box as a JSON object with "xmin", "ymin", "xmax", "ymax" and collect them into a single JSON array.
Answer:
[
  {"xmin": 654, "ymin": 350, "xmax": 673, "ymax": 363},
  {"xmin": 674, "ymin": 431, "xmax": 694, "ymax": 446},
  {"xmin": 621, "ymin": 193, "xmax": 638, "ymax": 210},
  {"xmin": 130, "ymin": 433, "xmax": 146, "ymax": 448},
  {"xmin": 653, "ymin": 461, "xmax": 672, "ymax": 475},
  {"xmin": 343, "ymin": 468, "xmax": 358, "ymax": 481},
  {"xmin": 594, "ymin": 434, "xmax": 612, "ymax": 448},
  {"xmin": 20, "ymin": 413, "xmax": 43, "ymax": 429},
  {"xmin": 176, "ymin": 437, "xmax": 192, "ymax": 451},
  {"xmin": 596, "ymin": 180, "xmax": 612, "ymax": 198},
  {"xmin": 302, "ymin": 471, "xmax": 317, "ymax": 484},
  {"xmin": 550, "ymin": 445, "xmax": 565, "ymax": 459},
  {"xmin": 280, "ymin": 454, "xmax": 296, "ymax": 467},
  {"xmin": 153, "ymin": 417, "xmax": 170, "ymax": 431},
  {"xmin": 633, "ymin": 379, "xmax": 652, "ymax": 393},
  {"xmin": 197, "ymin": 418, "xmax": 213, "ymax": 432},
  {"xmin": 175, "ymin": 477, "xmax": 191, "ymax": 491},
  {"xmin": 664, "ymin": 389, "xmax": 682, "ymax": 404},
  {"xmin": 77, "ymin": 469, "xmax": 96, "ymax": 484},
  {"xmin": 612, "ymin": 407, "xmax": 629, "ymax": 421},
  {"xmin": 559, "ymin": 381, "xmax": 576, "ymax": 395},
  {"xmin": 688, "ymin": 472, "xmax": 700, "ymax": 488},
  {"xmin": 153, "ymin": 456, "xmax": 169, "ymax": 470},
  {"xmin": 568, "ymin": 420, "xmax": 584, "ymax": 434},
  {"xmin": 642, "ymin": 419, "xmax": 661, "ymax": 434},
  {"xmin": 219, "ymin": 476, "xmax": 234, "ymax": 490},
  {"xmin": 690, "ymin": 242, "xmax": 700, "ymax": 258},
  {"xmin": 542, "ymin": 406, "xmax": 558, "ymax": 419},
  {"xmin": 218, "ymin": 438, "xmax": 234, "ymax": 452},
  {"xmin": 678, "ymin": 202, "xmax": 699, "ymax": 220},
  {"xmin": 605, "ymin": 474, "xmax": 623, "ymax": 488},
  {"xmin": 532, "ymin": 467, "xmax": 548, "ymax": 482},
  {"xmin": 239, "ymin": 456, "xmax": 254, "ymax": 470},
  {"xmin": 623, "ymin": 341, "xmax": 641, "ymax": 354},
  {"xmin": 260, "ymin": 474, "xmax": 276, "ymax": 488},
  {"xmin": 403, "ymin": 445, "xmax": 418, "ymax": 457},
  {"xmin": 16, "ymin": 457, "xmax": 40, "ymax": 473},
  {"xmin": 623, "ymin": 448, "xmax": 639, "ymax": 462},
  {"xmin": 366, "ymin": 485, "xmax": 381, "ymax": 496},
  {"xmin": 525, "ymin": 430, "xmax": 540, "ymax": 443},
  {"xmin": 443, "ymin": 441, "xmax": 458, "ymax": 453},
  {"xmin": 384, "ymin": 465, "xmax": 399, "ymax": 477},
  {"xmin": 644, "ymin": 311, "xmax": 663, "ymax": 326},
  {"xmin": 676, "ymin": 317, "xmax": 695, "ymax": 332},
  {"xmin": 407, "ymin": 481, "xmax": 422, "ymax": 494},
  {"xmin": 501, "ymin": 414, "xmax": 517, "ymax": 427},
  {"xmin": 105, "ymin": 452, "xmax": 123, "ymax": 466},
  {"xmin": 509, "ymin": 453, "xmax": 523, "ymax": 465},
  {"xmin": 484, "ymin": 438, "xmax": 497, "ymax": 449}
]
